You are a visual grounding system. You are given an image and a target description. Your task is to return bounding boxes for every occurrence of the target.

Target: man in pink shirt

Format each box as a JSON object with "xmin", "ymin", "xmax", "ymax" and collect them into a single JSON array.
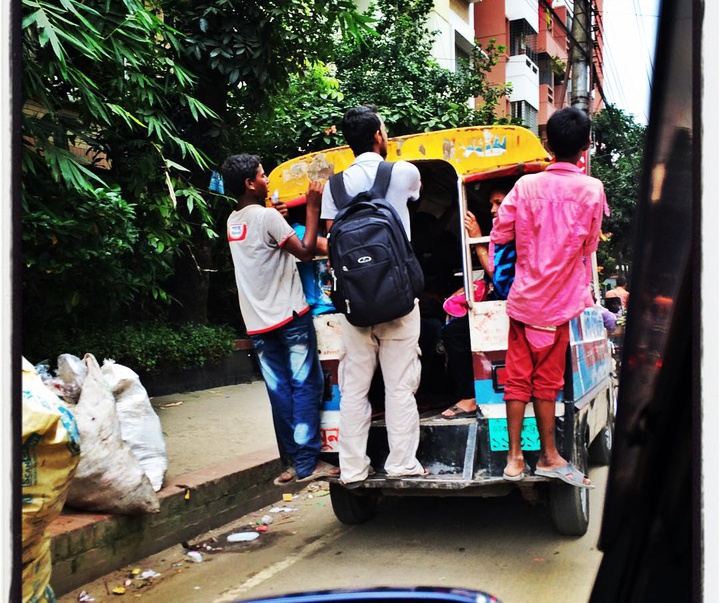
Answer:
[{"xmin": 490, "ymin": 107, "xmax": 607, "ymax": 488}]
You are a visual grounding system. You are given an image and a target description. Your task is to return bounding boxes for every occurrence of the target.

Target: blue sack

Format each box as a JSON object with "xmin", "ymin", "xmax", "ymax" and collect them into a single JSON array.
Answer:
[
  {"xmin": 209, "ymin": 170, "xmax": 224, "ymax": 194},
  {"xmin": 492, "ymin": 241, "xmax": 516, "ymax": 300}
]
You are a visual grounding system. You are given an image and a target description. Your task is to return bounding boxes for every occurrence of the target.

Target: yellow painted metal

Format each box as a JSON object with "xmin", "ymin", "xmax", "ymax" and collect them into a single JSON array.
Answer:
[{"xmin": 267, "ymin": 125, "xmax": 551, "ymax": 205}]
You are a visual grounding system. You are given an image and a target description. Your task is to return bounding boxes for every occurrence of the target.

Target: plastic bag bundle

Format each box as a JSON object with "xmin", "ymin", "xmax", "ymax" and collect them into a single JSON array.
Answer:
[
  {"xmin": 22, "ymin": 357, "xmax": 81, "ymax": 603},
  {"xmin": 101, "ymin": 360, "xmax": 168, "ymax": 491},
  {"xmin": 65, "ymin": 354, "xmax": 160, "ymax": 514},
  {"xmin": 56, "ymin": 352, "xmax": 88, "ymax": 404}
]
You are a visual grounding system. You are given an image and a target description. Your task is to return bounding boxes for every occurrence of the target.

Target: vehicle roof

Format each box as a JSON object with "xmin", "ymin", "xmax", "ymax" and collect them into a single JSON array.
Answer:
[{"xmin": 267, "ymin": 125, "xmax": 551, "ymax": 205}]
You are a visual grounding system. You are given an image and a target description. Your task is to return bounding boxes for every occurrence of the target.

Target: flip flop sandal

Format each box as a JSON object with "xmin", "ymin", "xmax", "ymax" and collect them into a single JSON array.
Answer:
[
  {"xmin": 296, "ymin": 461, "xmax": 341, "ymax": 483},
  {"xmin": 440, "ymin": 404, "xmax": 477, "ymax": 420},
  {"xmin": 273, "ymin": 467, "xmax": 297, "ymax": 486},
  {"xmin": 535, "ymin": 462, "xmax": 595, "ymax": 489},
  {"xmin": 503, "ymin": 463, "xmax": 531, "ymax": 482}
]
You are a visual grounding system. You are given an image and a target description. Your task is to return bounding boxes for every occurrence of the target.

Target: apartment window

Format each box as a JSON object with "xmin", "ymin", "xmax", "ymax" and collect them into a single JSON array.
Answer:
[
  {"xmin": 538, "ymin": 54, "xmax": 553, "ymax": 86},
  {"xmin": 511, "ymin": 101, "xmax": 539, "ymax": 134},
  {"xmin": 455, "ymin": 45, "xmax": 470, "ymax": 74},
  {"xmin": 509, "ymin": 19, "xmax": 538, "ymax": 65}
]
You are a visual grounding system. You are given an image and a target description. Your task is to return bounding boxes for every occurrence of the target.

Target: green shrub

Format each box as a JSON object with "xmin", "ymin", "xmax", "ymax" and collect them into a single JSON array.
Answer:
[{"xmin": 25, "ymin": 322, "xmax": 239, "ymax": 374}]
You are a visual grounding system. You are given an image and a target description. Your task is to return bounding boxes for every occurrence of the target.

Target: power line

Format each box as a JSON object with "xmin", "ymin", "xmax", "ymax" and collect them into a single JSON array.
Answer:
[
  {"xmin": 596, "ymin": 0, "xmax": 655, "ymax": 123},
  {"xmin": 538, "ymin": 0, "xmax": 643, "ymax": 177},
  {"xmin": 632, "ymin": 0, "xmax": 655, "ymax": 91},
  {"xmin": 592, "ymin": 5, "xmax": 633, "ymax": 118},
  {"xmin": 538, "ymin": 0, "xmax": 608, "ymax": 104}
]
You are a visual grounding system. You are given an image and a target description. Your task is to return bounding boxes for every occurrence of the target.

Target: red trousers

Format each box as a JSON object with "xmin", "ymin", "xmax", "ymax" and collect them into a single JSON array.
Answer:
[{"xmin": 503, "ymin": 318, "xmax": 569, "ymax": 403}]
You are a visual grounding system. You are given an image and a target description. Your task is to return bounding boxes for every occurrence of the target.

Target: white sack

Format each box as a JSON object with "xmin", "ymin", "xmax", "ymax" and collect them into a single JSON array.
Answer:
[
  {"xmin": 101, "ymin": 360, "xmax": 168, "ymax": 491},
  {"xmin": 65, "ymin": 353, "xmax": 159, "ymax": 514}
]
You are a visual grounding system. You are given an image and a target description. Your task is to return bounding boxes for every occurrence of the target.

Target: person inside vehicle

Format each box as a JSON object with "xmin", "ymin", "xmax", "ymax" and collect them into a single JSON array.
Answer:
[
  {"xmin": 439, "ymin": 186, "xmax": 508, "ymax": 419},
  {"xmin": 412, "ymin": 212, "xmax": 457, "ymax": 397}
]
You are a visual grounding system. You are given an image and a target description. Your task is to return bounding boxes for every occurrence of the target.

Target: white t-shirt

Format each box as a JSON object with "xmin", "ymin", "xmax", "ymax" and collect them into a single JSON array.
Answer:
[
  {"xmin": 227, "ymin": 204, "xmax": 309, "ymax": 335},
  {"xmin": 320, "ymin": 152, "xmax": 421, "ymax": 239}
]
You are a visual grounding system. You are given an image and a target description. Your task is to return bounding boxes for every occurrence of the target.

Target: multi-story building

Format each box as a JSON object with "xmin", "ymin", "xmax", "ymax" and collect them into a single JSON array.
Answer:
[
  {"xmin": 355, "ymin": 0, "xmax": 481, "ymax": 87},
  {"xmin": 425, "ymin": 0, "xmax": 479, "ymax": 74},
  {"xmin": 473, "ymin": 0, "xmax": 604, "ymax": 140},
  {"xmin": 353, "ymin": 0, "xmax": 604, "ymax": 139}
]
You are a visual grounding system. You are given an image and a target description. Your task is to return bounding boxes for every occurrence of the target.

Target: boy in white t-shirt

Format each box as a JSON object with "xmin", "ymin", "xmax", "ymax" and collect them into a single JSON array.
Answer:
[{"xmin": 222, "ymin": 154, "xmax": 339, "ymax": 485}]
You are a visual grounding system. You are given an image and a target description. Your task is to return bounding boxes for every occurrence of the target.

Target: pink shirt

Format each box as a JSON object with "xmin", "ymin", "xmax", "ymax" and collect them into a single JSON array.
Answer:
[{"xmin": 490, "ymin": 163, "xmax": 608, "ymax": 326}]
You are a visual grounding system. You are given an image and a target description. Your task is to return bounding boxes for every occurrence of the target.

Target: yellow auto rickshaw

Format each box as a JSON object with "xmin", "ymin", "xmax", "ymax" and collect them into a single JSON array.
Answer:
[{"xmin": 268, "ymin": 126, "xmax": 614, "ymax": 536}]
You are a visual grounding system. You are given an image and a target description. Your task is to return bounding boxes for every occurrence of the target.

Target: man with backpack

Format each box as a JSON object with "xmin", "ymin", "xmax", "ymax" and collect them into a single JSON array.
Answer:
[{"xmin": 321, "ymin": 105, "xmax": 426, "ymax": 486}]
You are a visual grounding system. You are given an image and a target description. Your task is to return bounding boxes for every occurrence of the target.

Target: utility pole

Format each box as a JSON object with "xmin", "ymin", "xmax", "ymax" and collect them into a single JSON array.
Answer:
[
  {"xmin": 570, "ymin": 0, "xmax": 591, "ymax": 113},
  {"xmin": 570, "ymin": 0, "xmax": 600, "ymax": 295}
]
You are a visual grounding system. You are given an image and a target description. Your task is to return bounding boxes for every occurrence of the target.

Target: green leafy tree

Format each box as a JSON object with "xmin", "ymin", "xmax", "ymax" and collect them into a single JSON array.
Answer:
[
  {"xmin": 21, "ymin": 0, "xmax": 217, "ymax": 343},
  {"xmin": 233, "ymin": 0, "xmax": 512, "ymax": 168},
  {"xmin": 21, "ymin": 0, "xmax": 372, "ymax": 342},
  {"xmin": 591, "ymin": 105, "xmax": 647, "ymax": 277},
  {"xmin": 22, "ymin": 0, "xmax": 512, "ymax": 347},
  {"xmin": 334, "ymin": 0, "xmax": 510, "ymax": 134},
  {"xmin": 140, "ymin": 0, "xmax": 373, "ymax": 324}
]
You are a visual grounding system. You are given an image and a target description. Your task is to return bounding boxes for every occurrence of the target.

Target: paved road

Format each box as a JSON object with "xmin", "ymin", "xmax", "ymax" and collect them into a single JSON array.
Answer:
[{"xmin": 59, "ymin": 466, "xmax": 608, "ymax": 603}]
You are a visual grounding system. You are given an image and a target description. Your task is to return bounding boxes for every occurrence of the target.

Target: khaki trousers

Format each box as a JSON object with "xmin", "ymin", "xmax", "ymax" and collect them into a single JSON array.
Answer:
[{"xmin": 338, "ymin": 303, "xmax": 424, "ymax": 482}]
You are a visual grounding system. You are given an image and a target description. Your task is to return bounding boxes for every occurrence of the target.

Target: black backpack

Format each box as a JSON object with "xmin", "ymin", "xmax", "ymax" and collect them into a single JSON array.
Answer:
[{"xmin": 327, "ymin": 161, "xmax": 424, "ymax": 327}]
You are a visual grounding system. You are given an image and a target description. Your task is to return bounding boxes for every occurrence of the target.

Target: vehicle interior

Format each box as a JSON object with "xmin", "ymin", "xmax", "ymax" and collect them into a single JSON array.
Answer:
[{"xmin": 359, "ymin": 159, "xmax": 523, "ymax": 416}]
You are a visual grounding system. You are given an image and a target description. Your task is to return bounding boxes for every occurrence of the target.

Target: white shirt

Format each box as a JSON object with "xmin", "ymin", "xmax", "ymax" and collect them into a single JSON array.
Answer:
[
  {"xmin": 227, "ymin": 204, "xmax": 309, "ymax": 335},
  {"xmin": 320, "ymin": 152, "xmax": 421, "ymax": 239}
]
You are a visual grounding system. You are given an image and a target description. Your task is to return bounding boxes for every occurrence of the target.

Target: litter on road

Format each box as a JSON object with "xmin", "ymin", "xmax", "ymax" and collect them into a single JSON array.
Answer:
[
  {"xmin": 269, "ymin": 506, "xmax": 296, "ymax": 513},
  {"xmin": 185, "ymin": 551, "xmax": 203, "ymax": 563},
  {"xmin": 227, "ymin": 531, "xmax": 260, "ymax": 542}
]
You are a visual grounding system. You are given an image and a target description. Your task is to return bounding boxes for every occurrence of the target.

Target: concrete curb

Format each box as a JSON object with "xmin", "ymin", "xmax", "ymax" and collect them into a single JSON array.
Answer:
[{"xmin": 48, "ymin": 446, "xmax": 302, "ymax": 597}]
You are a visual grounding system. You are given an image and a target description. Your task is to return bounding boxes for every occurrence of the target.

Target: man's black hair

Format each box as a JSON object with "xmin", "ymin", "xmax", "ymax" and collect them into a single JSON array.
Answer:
[
  {"xmin": 220, "ymin": 154, "xmax": 262, "ymax": 198},
  {"xmin": 546, "ymin": 106, "xmax": 591, "ymax": 159},
  {"xmin": 340, "ymin": 105, "xmax": 381, "ymax": 155},
  {"xmin": 616, "ymin": 276, "xmax": 627, "ymax": 287}
]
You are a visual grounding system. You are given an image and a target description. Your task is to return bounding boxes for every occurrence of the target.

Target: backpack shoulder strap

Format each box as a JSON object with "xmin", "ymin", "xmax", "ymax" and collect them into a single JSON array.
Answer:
[
  {"xmin": 329, "ymin": 172, "xmax": 352, "ymax": 211},
  {"xmin": 368, "ymin": 161, "xmax": 394, "ymax": 199}
]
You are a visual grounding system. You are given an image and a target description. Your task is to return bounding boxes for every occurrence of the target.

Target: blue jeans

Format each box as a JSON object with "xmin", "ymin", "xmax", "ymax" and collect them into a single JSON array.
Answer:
[{"xmin": 250, "ymin": 312, "xmax": 323, "ymax": 479}]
